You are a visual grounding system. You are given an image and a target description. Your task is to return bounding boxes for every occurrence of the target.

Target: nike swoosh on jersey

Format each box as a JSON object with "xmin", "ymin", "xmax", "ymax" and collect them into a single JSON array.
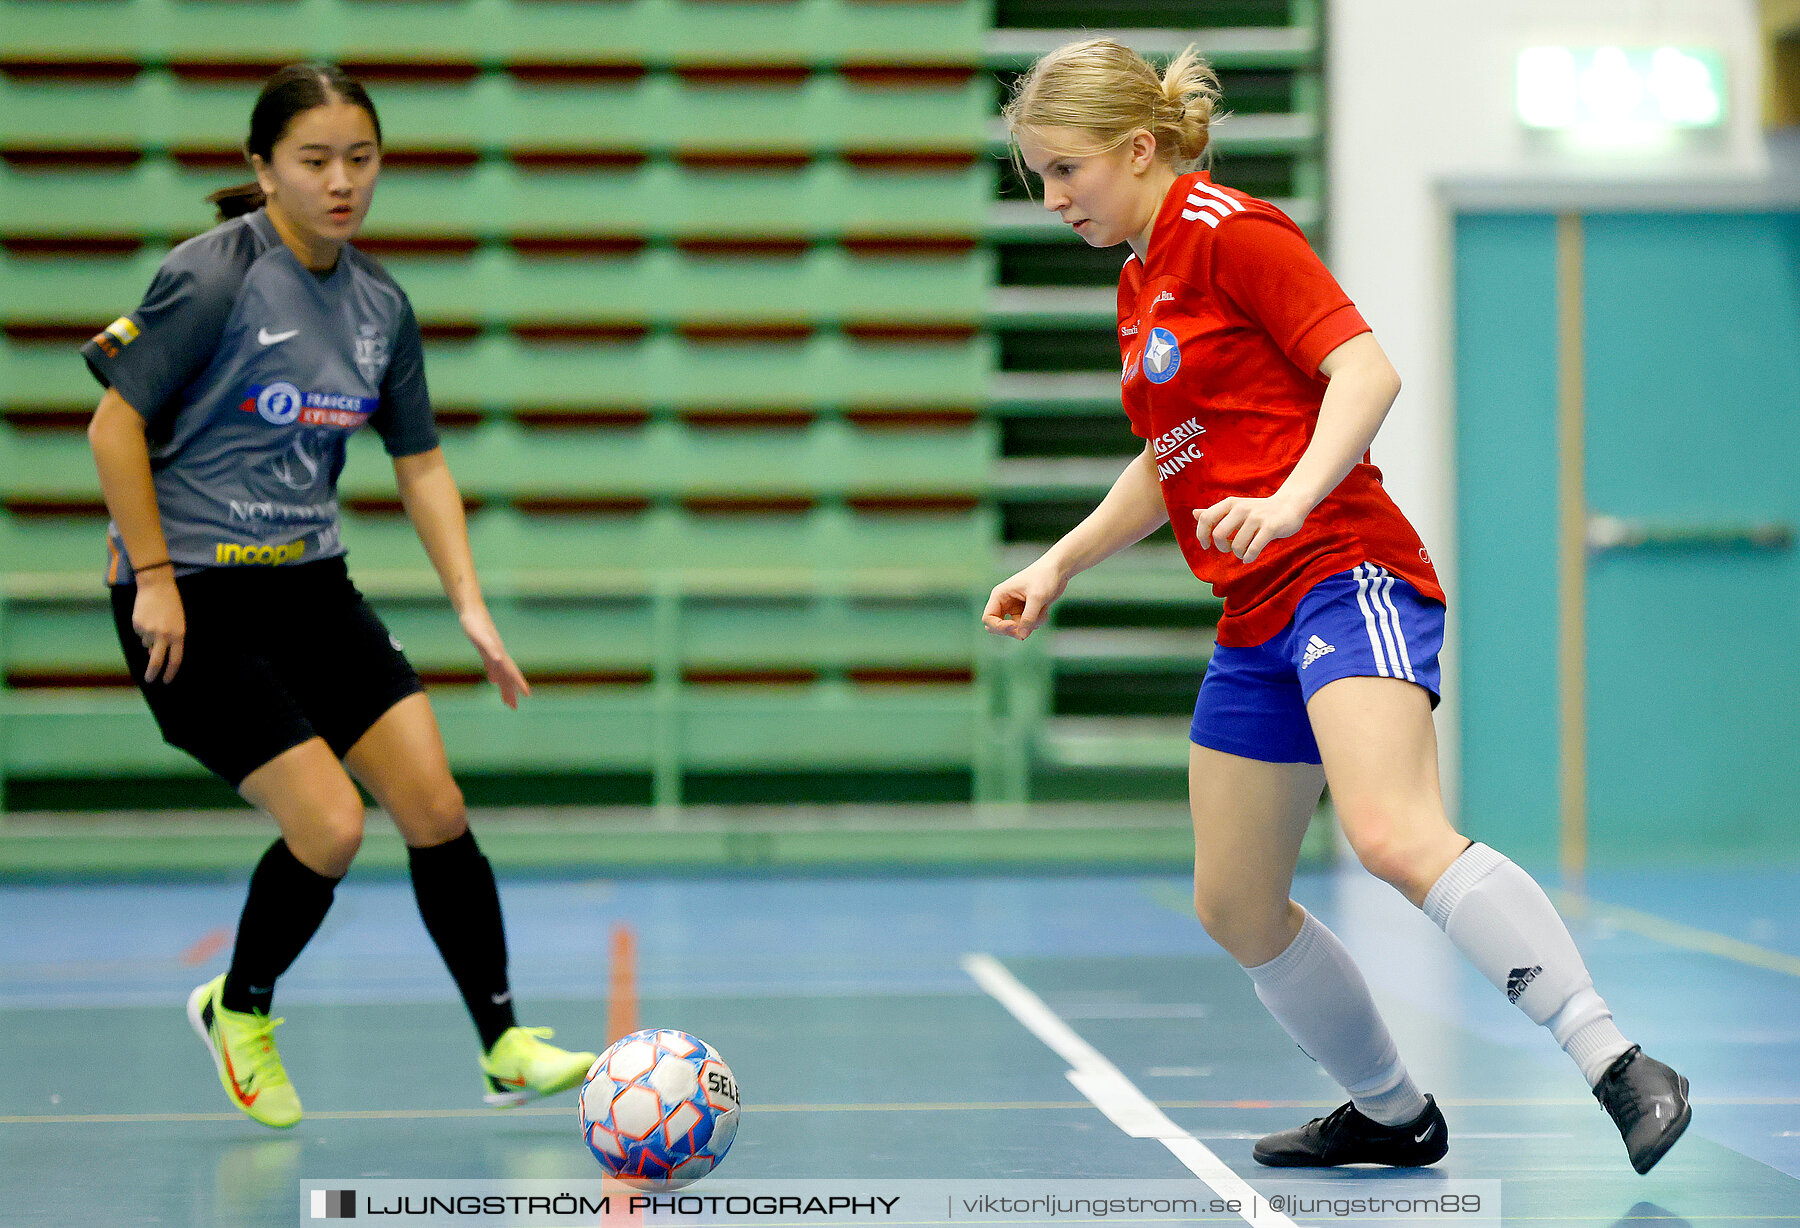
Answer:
[{"xmin": 258, "ymin": 328, "xmax": 300, "ymax": 345}]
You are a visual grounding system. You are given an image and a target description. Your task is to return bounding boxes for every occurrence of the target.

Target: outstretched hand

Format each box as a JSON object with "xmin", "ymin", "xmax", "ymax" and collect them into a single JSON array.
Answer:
[{"xmin": 459, "ymin": 606, "xmax": 531, "ymax": 709}]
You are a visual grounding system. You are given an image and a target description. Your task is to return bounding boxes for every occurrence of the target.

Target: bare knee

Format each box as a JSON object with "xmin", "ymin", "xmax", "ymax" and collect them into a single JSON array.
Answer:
[
  {"xmin": 1193, "ymin": 882, "xmax": 1301, "ymax": 967},
  {"xmin": 288, "ymin": 796, "xmax": 364, "ymax": 877},
  {"xmin": 392, "ymin": 780, "xmax": 468, "ymax": 848},
  {"xmin": 1337, "ymin": 804, "xmax": 1463, "ymax": 904}
]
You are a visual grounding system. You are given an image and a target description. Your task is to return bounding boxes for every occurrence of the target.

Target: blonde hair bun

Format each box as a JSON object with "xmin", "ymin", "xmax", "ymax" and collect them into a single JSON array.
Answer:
[{"xmin": 1002, "ymin": 38, "xmax": 1225, "ymax": 172}]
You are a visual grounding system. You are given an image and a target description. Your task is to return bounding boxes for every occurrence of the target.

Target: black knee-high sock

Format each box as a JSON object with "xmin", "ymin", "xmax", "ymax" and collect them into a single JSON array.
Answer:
[
  {"xmin": 408, "ymin": 829, "xmax": 517, "ymax": 1051},
  {"xmin": 222, "ymin": 839, "xmax": 340, "ymax": 1016}
]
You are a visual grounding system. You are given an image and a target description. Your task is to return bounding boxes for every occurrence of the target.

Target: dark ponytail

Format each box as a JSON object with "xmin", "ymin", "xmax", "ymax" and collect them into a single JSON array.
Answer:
[
  {"xmin": 205, "ymin": 62, "xmax": 382, "ymax": 222},
  {"xmin": 208, "ymin": 183, "xmax": 266, "ymax": 219}
]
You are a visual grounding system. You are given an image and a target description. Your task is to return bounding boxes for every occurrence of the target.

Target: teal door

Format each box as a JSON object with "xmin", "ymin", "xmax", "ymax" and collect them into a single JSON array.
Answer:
[{"xmin": 1456, "ymin": 210, "xmax": 1800, "ymax": 869}]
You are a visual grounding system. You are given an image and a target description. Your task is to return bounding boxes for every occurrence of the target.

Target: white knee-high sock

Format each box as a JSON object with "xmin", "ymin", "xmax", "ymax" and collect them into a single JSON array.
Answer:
[
  {"xmin": 1244, "ymin": 908, "xmax": 1428, "ymax": 1126},
  {"xmin": 1423, "ymin": 842, "xmax": 1632, "ymax": 1086}
]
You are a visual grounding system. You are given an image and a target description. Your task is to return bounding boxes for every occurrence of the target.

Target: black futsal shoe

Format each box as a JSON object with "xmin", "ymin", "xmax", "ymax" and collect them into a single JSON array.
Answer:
[
  {"xmin": 1253, "ymin": 1094, "xmax": 1448, "ymax": 1167},
  {"xmin": 1593, "ymin": 1046, "xmax": 1691, "ymax": 1174}
]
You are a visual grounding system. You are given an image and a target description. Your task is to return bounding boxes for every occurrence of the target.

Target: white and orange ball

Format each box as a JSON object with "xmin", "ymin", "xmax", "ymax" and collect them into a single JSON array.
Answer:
[{"xmin": 578, "ymin": 1029, "xmax": 740, "ymax": 1189}]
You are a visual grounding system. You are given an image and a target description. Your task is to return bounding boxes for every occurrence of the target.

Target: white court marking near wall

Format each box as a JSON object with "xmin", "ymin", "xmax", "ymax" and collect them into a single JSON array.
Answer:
[{"xmin": 961, "ymin": 952, "xmax": 1298, "ymax": 1228}]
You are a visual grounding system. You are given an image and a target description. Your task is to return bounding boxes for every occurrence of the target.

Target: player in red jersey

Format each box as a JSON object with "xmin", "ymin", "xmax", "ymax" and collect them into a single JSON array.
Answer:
[{"xmin": 983, "ymin": 38, "xmax": 1688, "ymax": 1174}]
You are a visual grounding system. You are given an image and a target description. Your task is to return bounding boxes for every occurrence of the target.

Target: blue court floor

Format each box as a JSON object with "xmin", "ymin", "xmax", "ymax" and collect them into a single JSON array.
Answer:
[{"xmin": 2, "ymin": 861, "xmax": 1797, "ymax": 1226}]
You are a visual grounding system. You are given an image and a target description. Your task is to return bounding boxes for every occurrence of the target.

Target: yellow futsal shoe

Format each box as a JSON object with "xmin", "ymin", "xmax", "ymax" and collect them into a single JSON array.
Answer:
[
  {"xmin": 186, "ymin": 974, "xmax": 303, "ymax": 1129},
  {"xmin": 481, "ymin": 1026, "xmax": 598, "ymax": 1107}
]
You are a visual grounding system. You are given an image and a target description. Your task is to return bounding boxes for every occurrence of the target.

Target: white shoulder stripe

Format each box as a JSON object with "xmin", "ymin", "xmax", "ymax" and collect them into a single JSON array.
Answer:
[
  {"xmin": 1188, "ymin": 181, "xmax": 1245, "ymax": 212},
  {"xmin": 1184, "ymin": 194, "xmax": 1235, "ymax": 220},
  {"xmin": 1179, "ymin": 184, "xmax": 1245, "ymax": 229}
]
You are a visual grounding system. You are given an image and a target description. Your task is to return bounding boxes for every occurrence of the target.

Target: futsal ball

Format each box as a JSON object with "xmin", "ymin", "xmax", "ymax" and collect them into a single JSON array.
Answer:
[{"xmin": 579, "ymin": 1029, "xmax": 740, "ymax": 1190}]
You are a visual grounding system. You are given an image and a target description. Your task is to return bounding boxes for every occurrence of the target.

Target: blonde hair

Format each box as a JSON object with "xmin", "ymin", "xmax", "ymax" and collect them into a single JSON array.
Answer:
[{"xmin": 1001, "ymin": 38, "xmax": 1225, "ymax": 179}]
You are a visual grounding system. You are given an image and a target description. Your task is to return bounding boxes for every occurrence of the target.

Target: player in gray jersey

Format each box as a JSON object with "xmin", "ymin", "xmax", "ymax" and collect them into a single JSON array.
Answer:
[{"xmin": 83, "ymin": 63, "xmax": 596, "ymax": 1130}]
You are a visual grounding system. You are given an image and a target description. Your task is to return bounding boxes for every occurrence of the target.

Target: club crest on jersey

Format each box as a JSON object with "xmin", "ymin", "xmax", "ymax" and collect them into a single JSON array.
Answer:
[
  {"xmin": 354, "ymin": 324, "xmax": 389, "ymax": 384},
  {"xmin": 268, "ymin": 435, "xmax": 325, "ymax": 491},
  {"xmin": 1144, "ymin": 328, "xmax": 1181, "ymax": 384},
  {"xmin": 255, "ymin": 382, "xmax": 304, "ymax": 424}
]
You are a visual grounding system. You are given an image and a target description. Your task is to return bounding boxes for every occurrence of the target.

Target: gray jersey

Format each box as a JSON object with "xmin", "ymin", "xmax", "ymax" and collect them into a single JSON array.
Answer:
[{"xmin": 82, "ymin": 209, "xmax": 438, "ymax": 584}]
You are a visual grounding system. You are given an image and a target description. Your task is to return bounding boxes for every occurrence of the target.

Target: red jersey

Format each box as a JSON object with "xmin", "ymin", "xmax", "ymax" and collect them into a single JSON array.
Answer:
[{"xmin": 1117, "ymin": 172, "xmax": 1443, "ymax": 647}]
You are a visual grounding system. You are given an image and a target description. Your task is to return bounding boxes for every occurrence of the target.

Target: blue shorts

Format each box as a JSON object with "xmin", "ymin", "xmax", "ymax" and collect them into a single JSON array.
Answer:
[{"xmin": 1190, "ymin": 564, "xmax": 1445, "ymax": 765}]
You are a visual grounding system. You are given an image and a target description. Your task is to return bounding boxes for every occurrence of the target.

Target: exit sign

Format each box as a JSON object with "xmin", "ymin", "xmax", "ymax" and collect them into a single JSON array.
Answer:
[{"xmin": 1517, "ymin": 46, "xmax": 1726, "ymax": 130}]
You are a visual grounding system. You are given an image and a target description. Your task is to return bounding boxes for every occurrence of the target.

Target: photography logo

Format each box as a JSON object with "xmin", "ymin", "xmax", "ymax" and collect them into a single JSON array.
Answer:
[{"xmin": 310, "ymin": 1189, "xmax": 356, "ymax": 1219}]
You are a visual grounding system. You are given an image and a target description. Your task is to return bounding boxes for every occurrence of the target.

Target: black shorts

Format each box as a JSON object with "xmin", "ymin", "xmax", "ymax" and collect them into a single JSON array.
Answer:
[{"xmin": 111, "ymin": 556, "xmax": 424, "ymax": 787}]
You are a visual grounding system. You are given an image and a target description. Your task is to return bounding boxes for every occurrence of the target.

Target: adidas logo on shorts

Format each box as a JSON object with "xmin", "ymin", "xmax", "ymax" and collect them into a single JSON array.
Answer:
[{"xmin": 1301, "ymin": 635, "xmax": 1336, "ymax": 669}]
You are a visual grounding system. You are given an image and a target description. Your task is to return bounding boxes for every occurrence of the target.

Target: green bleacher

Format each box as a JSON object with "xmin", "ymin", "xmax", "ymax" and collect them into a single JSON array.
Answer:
[{"xmin": 0, "ymin": 0, "xmax": 1322, "ymax": 812}]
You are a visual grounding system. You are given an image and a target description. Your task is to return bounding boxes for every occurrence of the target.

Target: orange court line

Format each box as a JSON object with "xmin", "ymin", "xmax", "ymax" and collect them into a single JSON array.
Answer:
[
  {"xmin": 605, "ymin": 923, "xmax": 639, "ymax": 1044},
  {"xmin": 179, "ymin": 927, "xmax": 230, "ymax": 967}
]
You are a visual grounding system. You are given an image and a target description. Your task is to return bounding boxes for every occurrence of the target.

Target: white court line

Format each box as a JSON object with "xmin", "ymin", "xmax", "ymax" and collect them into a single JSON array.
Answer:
[{"xmin": 961, "ymin": 953, "xmax": 1296, "ymax": 1228}]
